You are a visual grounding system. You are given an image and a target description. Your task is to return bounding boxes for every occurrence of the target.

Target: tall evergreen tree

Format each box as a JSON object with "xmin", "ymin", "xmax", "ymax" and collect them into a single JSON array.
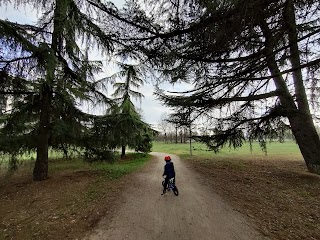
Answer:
[
  {"xmin": 107, "ymin": 62, "xmax": 153, "ymax": 158},
  {"xmin": 121, "ymin": 0, "xmax": 320, "ymax": 173},
  {"xmin": 0, "ymin": 0, "xmax": 120, "ymax": 180}
]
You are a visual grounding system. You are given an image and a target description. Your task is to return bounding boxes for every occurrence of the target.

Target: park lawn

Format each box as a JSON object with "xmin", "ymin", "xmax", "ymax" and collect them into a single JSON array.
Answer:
[
  {"xmin": 152, "ymin": 140, "xmax": 320, "ymax": 240},
  {"xmin": 152, "ymin": 140, "xmax": 303, "ymax": 160},
  {"xmin": 1, "ymin": 141, "xmax": 319, "ymax": 240},
  {"xmin": 0, "ymin": 153, "xmax": 151, "ymax": 240}
]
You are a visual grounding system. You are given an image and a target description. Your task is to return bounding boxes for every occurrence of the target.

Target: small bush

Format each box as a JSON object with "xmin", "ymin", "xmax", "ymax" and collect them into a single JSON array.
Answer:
[{"xmin": 83, "ymin": 149, "xmax": 117, "ymax": 163}]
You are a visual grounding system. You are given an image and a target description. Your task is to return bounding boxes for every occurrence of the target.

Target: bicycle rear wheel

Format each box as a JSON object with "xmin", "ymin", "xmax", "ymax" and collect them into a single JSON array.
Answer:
[{"xmin": 173, "ymin": 186, "xmax": 179, "ymax": 196}]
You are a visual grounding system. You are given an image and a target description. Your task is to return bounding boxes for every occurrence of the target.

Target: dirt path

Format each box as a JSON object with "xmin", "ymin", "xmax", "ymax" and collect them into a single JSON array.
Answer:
[{"xmin": 83, "ymin": 153, "xmax": 267, "ymax": 240}]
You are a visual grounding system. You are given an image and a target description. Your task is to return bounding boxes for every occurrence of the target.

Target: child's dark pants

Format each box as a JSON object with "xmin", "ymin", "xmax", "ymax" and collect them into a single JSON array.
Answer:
[{"xmin": 163, "ymin": 177, "xmax": 170, "ymax": 193}]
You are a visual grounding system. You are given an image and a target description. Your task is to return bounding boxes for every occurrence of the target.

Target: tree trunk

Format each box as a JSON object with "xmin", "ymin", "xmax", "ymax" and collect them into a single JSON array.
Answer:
[
  {"xmin": 283, "ymin": 0, "xmax": 320, "ymax": 173},
  {"xmin": 266, "ymin": 57, "xmax": 320, "ymax": 174},
  {"xmin": 60, "ymin": 143, "xmax": 69, "ymax": 159},
  {"xmin": 175, "ymin": 126, "xmax": 178, "ymax": 144},
  {"xmin": 189, "ymin": 126, "xmax": 192, "ymax": 156},
  {"xmin": 261, "ymin": 11, "xmax": 320, "ymax": 174},
  {"xmin": 33, "ymin": 0, "xmax": 61, "ymax": 180},
  {"xmin": 121, "ymin": 145, "xmax": 126, "ymax": 158},
  {"xmin": 33, "ymin": 86, "xmax": 52, "ymax": 181},
  {"xmin": 288, "ymin": 114, "xmax": 320, "ymax": 173}
]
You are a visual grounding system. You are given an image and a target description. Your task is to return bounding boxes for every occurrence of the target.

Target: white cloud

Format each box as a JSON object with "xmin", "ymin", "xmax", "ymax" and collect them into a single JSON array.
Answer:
[
  {"xmin": 112, "ymin": 0, "xmax": 126, "ymax": 8},
  {"xmin": 0, "ymin": 4, "xmax": 38, "ymax": 24}
]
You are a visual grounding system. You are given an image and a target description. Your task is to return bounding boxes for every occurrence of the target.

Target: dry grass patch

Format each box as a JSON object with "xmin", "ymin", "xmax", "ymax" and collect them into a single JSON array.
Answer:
[
  {"xmin": 0, "ymin": 154, "xmax": 150, "ymax": 240},
  {"xmin": 184, "ymin": 156, "xmax": 320, "ymax": 240}
]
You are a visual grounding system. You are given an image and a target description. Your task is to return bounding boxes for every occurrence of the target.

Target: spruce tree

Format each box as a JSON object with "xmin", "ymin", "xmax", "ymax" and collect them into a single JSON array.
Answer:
[
  {"xmin": 0, "ymin": 0, "xmax": 120, "ymax": 180},
  {"xmin": 122, "ymin": 0, "xmax": 320, "ymax": 173},
  {"xmin": 107, "ymin": 62, "xmax": 153, "ymax": 158}
]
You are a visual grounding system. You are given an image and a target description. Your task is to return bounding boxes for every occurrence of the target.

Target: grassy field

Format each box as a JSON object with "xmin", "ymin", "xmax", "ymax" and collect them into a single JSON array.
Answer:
[
  {"xmin": 1, "ymin": 152, "xmax": 150, "ymax": 179},
  {"xmin": 0, "ymin": 149, "xmax": 78, "ymax": 172},
  {"xmin": 152, "ymin": 141, "xmax": 320, "ymax": 240},
  {"xmin": 151, "ymin": 140, "xmax": 303, "ymax": 161},
  {"xmin": 0, "ymin": 152, "xmax": 151, "ymax": 240},
  {"xmin": 0, "ymin": 141, "xmax": 318, "ymax": 240}
]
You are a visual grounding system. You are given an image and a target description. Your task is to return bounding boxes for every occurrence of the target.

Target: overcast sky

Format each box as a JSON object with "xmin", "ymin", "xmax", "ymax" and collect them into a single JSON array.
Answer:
[{"xmin": 0, "ymin": 0, "xmax": 191, "ymax": 129}]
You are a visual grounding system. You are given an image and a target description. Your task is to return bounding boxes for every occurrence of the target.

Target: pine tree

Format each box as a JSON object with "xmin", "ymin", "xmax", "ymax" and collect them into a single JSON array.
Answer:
[
  {"xmin": 107, "ymin": 62, "xmax": 153, "ymax": 158},
  {"xmin": 123, "ymin": 0, "xmax": 320, "ymax": 173},
  {"xmin": 0, "ymin": 0, "xmax": 119, "ymax": 180}
]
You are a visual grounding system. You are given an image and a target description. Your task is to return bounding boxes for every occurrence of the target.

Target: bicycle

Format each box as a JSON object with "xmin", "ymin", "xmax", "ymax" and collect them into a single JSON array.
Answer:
[{"xmin": 162, "ymin": 177, "xmax": 179, "ymax": 196}]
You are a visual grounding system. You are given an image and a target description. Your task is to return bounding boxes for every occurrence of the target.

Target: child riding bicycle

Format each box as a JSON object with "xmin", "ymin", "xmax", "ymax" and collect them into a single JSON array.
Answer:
[{"xmin": 161, "ymin": 155, "xmax": 175, "ymax": 195}]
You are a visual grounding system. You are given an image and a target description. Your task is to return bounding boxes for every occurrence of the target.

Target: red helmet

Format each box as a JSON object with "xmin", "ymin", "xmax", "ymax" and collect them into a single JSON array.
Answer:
[{"xmin": 164, "ymin": 156, "xmax": 171, "ymax": 161}]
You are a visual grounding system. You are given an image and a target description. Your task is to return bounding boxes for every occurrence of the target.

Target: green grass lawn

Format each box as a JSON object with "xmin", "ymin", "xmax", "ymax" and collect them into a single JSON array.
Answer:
[
  {"xmin": 151, "ymin": 140, "xmax": 303, "ymax": 161},
  {"xmin": 1, "ymin": 140, "xmax": 303, "ymax": 174},
  {"xmin": 1, "ymin": 152, "xmax": 151, "ymax": 179},
  {"xmin": 90, "ymin": 153, "xmax": 151, "ymax": 179}
]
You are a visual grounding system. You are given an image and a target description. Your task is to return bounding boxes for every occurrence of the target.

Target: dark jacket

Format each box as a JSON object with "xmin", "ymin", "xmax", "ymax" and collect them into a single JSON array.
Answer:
[{"xmin": 163, "ymin": 161, "xmax": 175, "ymax": 178}]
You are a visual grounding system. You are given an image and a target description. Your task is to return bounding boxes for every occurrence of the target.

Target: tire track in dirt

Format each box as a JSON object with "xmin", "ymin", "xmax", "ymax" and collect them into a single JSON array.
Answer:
[{"xmin": 83, "ymin": 152, "xmax": 267, "ymax": 240}]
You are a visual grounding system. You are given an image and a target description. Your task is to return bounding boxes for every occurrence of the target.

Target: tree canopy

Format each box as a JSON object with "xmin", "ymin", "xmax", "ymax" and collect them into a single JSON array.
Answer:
[
  {"xmin": 106, "ymin": 62, "xmax": 153, "ymax": 158},
  {"xmin": 118, "ymin": 0, "xmax": 320, "ymax": 173},
  {"xmin": 0, "ymin": 0, "xmax": 154, "ymax": 180},
  {"xmin": 1, "ymin": 0, "xmax": 320, "ymax": 177}
]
